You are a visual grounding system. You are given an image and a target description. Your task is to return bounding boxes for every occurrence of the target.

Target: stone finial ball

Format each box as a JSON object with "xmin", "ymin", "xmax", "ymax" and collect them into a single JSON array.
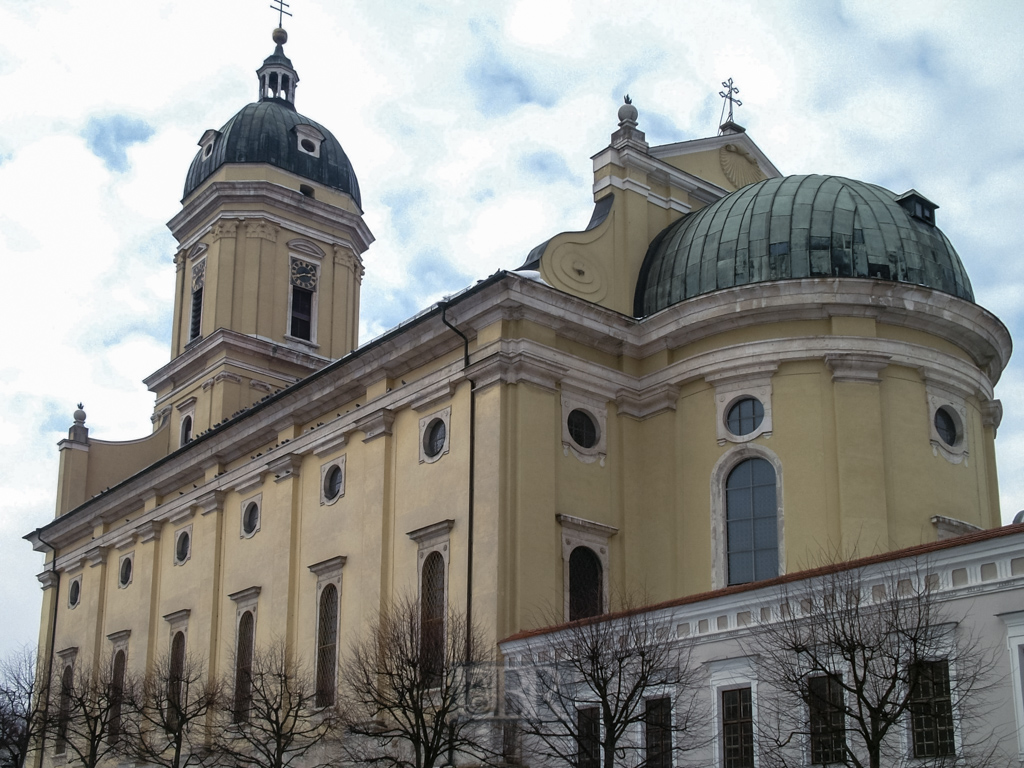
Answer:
[
  {"xmin": 618, "ymin": 102, "xmax": 638, "ymax": 123},
  {"xmin": 74, "ymin": 406, "xmax": 87, "ymax": 423},
  {"xmin": 273, "ymin": 28, "xmax": 288, "ymax": 45}
]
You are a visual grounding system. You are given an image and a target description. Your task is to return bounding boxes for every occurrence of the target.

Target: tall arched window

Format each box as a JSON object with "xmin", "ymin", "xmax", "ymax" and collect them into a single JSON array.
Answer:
[
  {"xmin": 108, "ymin": 650, "xmax": 126, "ymax": 744},
  {"xmin": 569, "ymin": 546, "xmax": 603, "ymax": 620},
  {"xmin": 168, "ymin": 631, "xmax": 186, "ymax": 729},
  {"xmin": 315, "ymin": 585, "xmax": 338, "ymax": 707},
  {"xmin": 55, "ymin": 665, "xmax": 73, "ymax": 755},
  {"xmin": 726, "ymin": 457, "xmax": 778, "ymax": 585},
  {"xmin": 420, "ymin": 552, "xmax": 445, "ymax": 686},
  {"xmin": 234, "ymin": 611, "xmax": 254, "ymax": 723}
]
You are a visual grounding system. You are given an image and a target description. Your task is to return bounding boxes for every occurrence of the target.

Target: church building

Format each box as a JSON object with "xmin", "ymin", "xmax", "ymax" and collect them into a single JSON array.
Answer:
[{"xmin": 26, "ymin": 25, "xmax": 1012, "ymax": 766}]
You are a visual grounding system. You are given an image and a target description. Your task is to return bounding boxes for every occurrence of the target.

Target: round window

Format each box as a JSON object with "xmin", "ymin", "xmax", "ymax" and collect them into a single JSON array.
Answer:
[
  {"xmin": 119, "ymin": 557, "xmax": 133, "ymax": 587},
  {"xmin": 424, "ymin": 419, "xmax": 446, "ymax": 458},
  {"xmin": 175, "ymin": 531, "xmax": 191, "ymax": 563},
  {"xmin": 324, "ymin": 465, "xmax": 343, "ymax": 501},
  {"xmin": 934, "ymin": 407, "xmax": 958, "ymax": 447},
  {"xmin": 68, "ymin": 579, "xmax": 81, "ymax": 607},
  {"xmin": 202, "ymin": 143, "xmax": 213, "ymax": 159},
  {"xmin": 300, "ymin": 138, "xmax": 316, "ymax": 153},
  {"xmin": 567, "ymin": 409, "xmax": 598, "ymax": 449},
  {"xmin": 726, "ymin": 397, "xmax": 764, "ymax": 436},
  {"xmin": 243, "ymin": 502, "xmax": 260, "ymax": 536}
]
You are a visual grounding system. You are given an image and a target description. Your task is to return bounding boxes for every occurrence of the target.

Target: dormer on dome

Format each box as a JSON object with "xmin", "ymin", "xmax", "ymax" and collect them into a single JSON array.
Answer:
[
  {"xmin": 258, "ymin": 27, "xmax": 299, "ymax": 105},
  {"xmin": 895, "ymin": 188, "xmax": 938, "ymax": 227}
]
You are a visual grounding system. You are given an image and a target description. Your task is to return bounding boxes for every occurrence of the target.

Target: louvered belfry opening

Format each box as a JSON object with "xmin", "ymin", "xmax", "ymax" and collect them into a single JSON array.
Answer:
[
  {"xmin": 315, "ymin": 585, "xmax": 338, "ymax": 706},
  {"xmin": 568, "ymin": 546, "xmax": 603, "ymax": 620},
  {"xmin": 420, "ymin": 552, "xmax": 445, "ymax": 686}
]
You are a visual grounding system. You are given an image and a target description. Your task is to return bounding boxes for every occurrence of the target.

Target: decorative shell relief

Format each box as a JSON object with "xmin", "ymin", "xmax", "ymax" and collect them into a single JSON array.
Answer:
[
  {"xmin": 720, "ymin": 143, "xmax": 766, "ymax": 188},
  {"xmin": 191, "ymin": 260, "xmax": 206, "ymax": 292},
  {"xmin": 546, "ymin": 245, "xmax": 608, "ymax": 302}
]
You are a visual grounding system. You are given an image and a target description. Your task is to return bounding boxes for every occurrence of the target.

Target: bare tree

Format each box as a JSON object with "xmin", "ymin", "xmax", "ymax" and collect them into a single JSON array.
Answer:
[
  {"xmin": 212, "ymin": 642, "xmax": 335, "ymax": 768},
  {"xmin": 505, "ymin": 605, "xmax": 705, "ymax": 768},
  {"xmin": 120, "ymin": 650, "xmax": 219, "ymax": 768},
  {"xmin": 0, "ymin": 647, "xmax": 45, "ymax": 768},
  {"xmin": 44, "ymin": 656, "xmax": 127, "ymax": 768},
  {"xmin": 748, "ymin": 561, "xmax": 1001, "ymax": 768},
  {"xmin": 338, "ymin": 596, "xmax": 495, "ymax": 768}
]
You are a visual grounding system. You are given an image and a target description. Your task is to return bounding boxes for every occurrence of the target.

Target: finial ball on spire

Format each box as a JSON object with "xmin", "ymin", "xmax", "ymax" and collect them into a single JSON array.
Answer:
[
  {"xmin": 617, "ymin": 94, "xmax": 638, "ymax": 125},
  {"xmin": 273, "ymin": 27, "xmax": 288, "ymax": 45}
]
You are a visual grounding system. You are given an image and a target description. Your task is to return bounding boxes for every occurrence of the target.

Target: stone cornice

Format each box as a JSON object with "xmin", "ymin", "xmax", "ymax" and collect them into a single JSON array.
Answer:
[{"xmin": 168, "ymin": 180, "xmax": 374, "ymax": 254}]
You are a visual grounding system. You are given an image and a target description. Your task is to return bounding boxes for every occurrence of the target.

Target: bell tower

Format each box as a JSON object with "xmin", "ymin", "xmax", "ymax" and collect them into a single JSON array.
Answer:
[{"xmin": 146, "ymin": 27, "xmax": 373, "ymax": 447}]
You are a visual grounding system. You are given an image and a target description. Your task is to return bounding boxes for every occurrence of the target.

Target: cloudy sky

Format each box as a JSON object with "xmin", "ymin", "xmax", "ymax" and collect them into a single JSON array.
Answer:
[{"xmin": 1, "ymin": 0, "xmax": 1022, "ymax": 656}]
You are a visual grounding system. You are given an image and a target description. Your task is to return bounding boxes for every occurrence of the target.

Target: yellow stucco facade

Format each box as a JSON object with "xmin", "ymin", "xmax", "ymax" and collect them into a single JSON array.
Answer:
[{"xmin": 28, "ymin": 35, "xmax": 1011, "ymax": 768}]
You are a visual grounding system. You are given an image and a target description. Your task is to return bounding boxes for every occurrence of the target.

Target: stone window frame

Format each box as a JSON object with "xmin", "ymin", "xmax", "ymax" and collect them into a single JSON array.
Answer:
[
  {"xmin": 285, "ymin": 256, "xmax": 321, "ymax": 347},
  {"xmin": 308, "ymin": 556, "xmax": 346, "ymax": 708},
  {"xmin": 188, "ymin": 257, "xmax": 207, "ymax": 343},
  {"xmin": 408, "ymin": 520, "xmax": 455, "ymax": 599},
  {"xmin": 710, "ymin": 444, "xmax": 785, "ymax": 590},
  {"xmin": 556, "ymin": 514, "xmax": 618, "ymax": 622},
  {"xmin": 320, "ymin": 455, "xmax": 347, "ymax": 506},
  {"xmin": 707, "ymin": 656, "xmax": 759, "ymax": 768},
  {"xmin": 164, "ymin": 608, "xmax": 191, "ymax": 654},
  {"xmin": 67, "ymin": 573, "xmax": 83, "ymax": 610},
  {"xmin": 998, "ymin": 610, "xmax": 1024, "ymax": 760},
  {"xmin": 228, "ymin": 586, "xmax": 261, "ymax": 643},
  {"xmin": 923, "ymin": 378, "xmax": 970, "ymax": 465},
  {"xmin": 418, "ymin": 407, "xmax": 452, "ymax": 465},
  {"xmin": 295, "ymin": 124, "xmax": 325, "ymax": 158},
  {"xmin": 560, "ymin": 392, "xmax": 608, "ymax": 466},
  {"xmin": 54, "ymin": 647, "xmax": 78, "ymax": 756},
  {"xmin": 173, "ymin": 525, "xmax": 193, "ymax": 566},
  {"xmin": 177, "ymin": 397, "xmax": 196, "ymax": 448},
  {"xmin": 240, "ymin": 493, "xmax": 262, "ymax": 539},
  {"xmin": 711, "ymin": 373, "xmax": 774, "ymax": 446},
  {"xmin": 117, "ymin": 551, "xmax": 135, "ymax": 589}
]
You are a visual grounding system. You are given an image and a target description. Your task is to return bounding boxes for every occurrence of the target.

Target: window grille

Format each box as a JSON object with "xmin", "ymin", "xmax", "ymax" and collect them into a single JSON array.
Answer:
[
  {"xmin": 233, "ymin": 611, "xmax": 255, "ymax": 723},
  {"xmin": 722, "ymin": 687, "xmax": 754, "ymax": 768},
  {"xmin": 808, "ymin": 674, "xmax": 845, "ymax": 764},
  {"xmin": 189, "ymin": 288, "xmax": 203, "ymax": 340},
  {"xmin": 910, "ymin": 660, "xmax": 955, "ymax": 758},
  {"xmin": 167, "ymin": 631, "xmax": 185, "ymax": 730},
  {"xmin": 315, "ymin": 585, "xmax": 338, "ymax": 706},
  {"xmin": 55, "ymin": 665, "xmax": 73, "ymax": 755},
  {"xmin": 568, "ymin": 546, "xmax": 603, "ymax": 621},
  {"xmin": 108, "ymin": 650, "xmax": 126, "ymax": 744},
  {"xmin": 725, "ymin": 458, "xmax": 778, "ymax": 585},
  {"xmin": 420, "ymin": 552, "xmax": 445, "ymax": 686}
]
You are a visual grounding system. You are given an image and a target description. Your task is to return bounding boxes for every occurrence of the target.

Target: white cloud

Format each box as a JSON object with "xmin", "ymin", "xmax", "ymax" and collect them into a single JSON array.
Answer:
[{"xmin": 2, "ymin": 0, "xmax": 1023, "ymax": 656}]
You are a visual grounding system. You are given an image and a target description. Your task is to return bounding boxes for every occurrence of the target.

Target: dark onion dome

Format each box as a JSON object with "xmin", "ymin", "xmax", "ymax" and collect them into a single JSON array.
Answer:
[
  {"xmin": 634, "ymin": 175, "xmax": 973, "ymax": 317},
  {"xmin": 182, "ymin": 100, "xmax": 361, "ymax": 207}
]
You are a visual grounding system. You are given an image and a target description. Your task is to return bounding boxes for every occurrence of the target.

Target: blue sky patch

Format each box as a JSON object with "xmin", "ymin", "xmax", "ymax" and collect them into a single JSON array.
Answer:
[
  {"xmin": 523, "ymin": 151, "xmax": 575, "ymax": 184},
  {"xmin": 466, "ymin": 56, "xmax": 556, "ymax": 116},
  {"xmin": 81, "ymin": 114, "xmax": 154, "ymax": 173}
]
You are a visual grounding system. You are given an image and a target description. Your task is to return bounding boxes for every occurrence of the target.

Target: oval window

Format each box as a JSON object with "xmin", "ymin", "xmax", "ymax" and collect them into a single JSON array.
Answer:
[
  {"xmin": 324, "ymin": 465, "xmax": 343, "ymax": 501},
  {"xmin": 934, "ymin": 407, "xmax": 958, "ymax": 447},
  {"xmin": 424, "ymin": 419, "xmax": 446, "ymax": 458},
  {"xmin": 726, "ymin": 398, "xmax": 764, "ymax": 436},
  {"xmin": 567, "ymin": 409, "xmax": 597, "ymax": 449},
  {"xmin": 243, "ymin": 502, "xmax": 260, "ymax": 536},
  {"xmin": 119, "ymin": 557, "xmax": 133, "ymax": 587},
  {"xmin": 175, "ymin": 531, "xmax": 191, "ymax": 563},
  {"xmin": 68, "ymin": 579, "xmax": 81, "ymax": 607},
  {"xmin": 300, "ymin": 138, "xmax": 316, "ymax": 153}
]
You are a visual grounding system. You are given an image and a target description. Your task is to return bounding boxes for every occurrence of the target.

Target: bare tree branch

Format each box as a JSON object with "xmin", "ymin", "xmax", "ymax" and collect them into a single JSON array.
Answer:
[
  {"xmin": 747, "ymin": 561, "xmax": 1003, "ymax": 768},
  {"xmin": 338, "ymin": 596, "xmax": 495, "ymax": 768},
  {"xmin": 212, "ymin": 642, "xmax": 336, "ymax": 768},
  {"xmin": 0, "ymin": 647, "xmax": 45, "ymax": 768},
  {"xmin": 506, "ymin": 602, "xmax": 706, "ymax": 768},
  {"xmin": 120, "ymin": 651, "xmax": 219, "ymax": 768},
  {"xmin": 44, "ymin": 657, "xmax": 126, "ymax": 768}
]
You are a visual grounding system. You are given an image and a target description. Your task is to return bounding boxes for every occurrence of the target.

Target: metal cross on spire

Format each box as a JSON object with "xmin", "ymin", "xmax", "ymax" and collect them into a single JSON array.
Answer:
[
  {"xmin": 718, "ymin": 77, "xmax": 742, "ymax": 128},
  {"xmin": 270, "ymin": 0, "xmax": 292, "ymax": 28}
]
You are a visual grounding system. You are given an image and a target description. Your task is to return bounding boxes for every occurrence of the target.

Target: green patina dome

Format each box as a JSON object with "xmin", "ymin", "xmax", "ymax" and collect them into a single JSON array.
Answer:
[{"xmin": 634, "ymin": 175, "xmax": 973, "ymax": 317}]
